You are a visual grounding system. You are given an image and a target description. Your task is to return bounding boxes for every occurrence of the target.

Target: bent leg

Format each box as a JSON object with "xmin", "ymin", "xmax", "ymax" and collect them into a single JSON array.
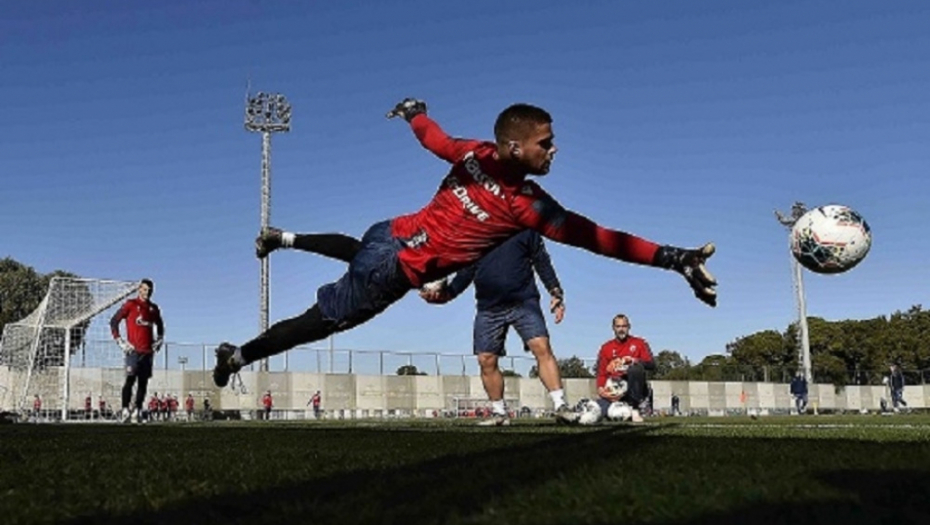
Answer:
[
  {"xmin": 525, "ymin": 337, "xmax": 562, "ymax": 392},
  {"xmin": 478, "ymin": 353, "xmax": 504, "ymax": 403}
]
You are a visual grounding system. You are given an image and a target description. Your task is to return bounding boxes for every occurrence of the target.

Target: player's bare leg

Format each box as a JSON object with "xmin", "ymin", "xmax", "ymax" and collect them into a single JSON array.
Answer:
[
  {"xmin": 476, "ymin": 353, "xmax": 509, "ymax": 426},
  {"xmin": 525, "ymin": 336, "xmax": 577, "ymax": 424}
]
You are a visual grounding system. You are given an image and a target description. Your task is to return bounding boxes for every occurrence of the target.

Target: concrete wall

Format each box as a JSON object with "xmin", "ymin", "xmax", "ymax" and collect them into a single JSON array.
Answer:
[{"xmin": 3, "ymin": 367, "xmax": 929, "ymax": 413}]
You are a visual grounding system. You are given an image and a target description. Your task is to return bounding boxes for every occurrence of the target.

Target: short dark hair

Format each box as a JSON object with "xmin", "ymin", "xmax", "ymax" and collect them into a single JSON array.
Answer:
[
  {"xmin": 494, "ymin": 103, "xmax": 552, "ymax": 143},
  {"xmin": 141, "ymin": 278, "xmax": 154, "ymax": 293}
]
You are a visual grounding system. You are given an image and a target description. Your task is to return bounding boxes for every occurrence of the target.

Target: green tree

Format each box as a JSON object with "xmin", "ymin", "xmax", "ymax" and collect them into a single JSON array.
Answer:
[
  {"xmin": 501, "ymin": 369, "xmax": 522, "ymax": 378},
  {"xmin": 652, "ymin": 350, "xmax": 691, "ymax": 379},
  {"xmin": 529, "ymin": 355, "xmax": 594, "ymax": 379},
  {"xmin": 396, "ymin": 365, "xmax": 426, "ymax": 376}
]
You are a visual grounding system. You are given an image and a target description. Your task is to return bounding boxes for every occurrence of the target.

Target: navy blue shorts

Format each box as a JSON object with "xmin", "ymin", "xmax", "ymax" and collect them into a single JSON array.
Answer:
[
  {"xmin": 317, "ymin": 221, "xmax": 413, "ymax": 331},
  {"xmin": 125, "ymin": 351, "xmax": 154, "ymax": 379},
  {"xmin": 473, "ymin": 298, "xmax": 549, "ymax": 356}
]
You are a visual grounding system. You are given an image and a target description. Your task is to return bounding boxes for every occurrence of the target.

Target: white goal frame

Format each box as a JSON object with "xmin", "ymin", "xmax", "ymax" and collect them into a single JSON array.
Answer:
[{"xmin": 0, "ymin": 277, "xmax": 138, "ymax": 419}]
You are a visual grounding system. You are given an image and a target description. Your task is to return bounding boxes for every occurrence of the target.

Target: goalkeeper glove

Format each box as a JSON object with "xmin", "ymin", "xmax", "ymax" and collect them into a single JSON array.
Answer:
[
  {"xmin": 386, "ymin": 98, "xmax": 427, "ymax": 121},
  {"xmin": 116, "ymin": 337, "xmax": 135, "ymax": 354},
  {"xmin": 652, "ymin": 243, "xmax": 718, "ymax": 307}
]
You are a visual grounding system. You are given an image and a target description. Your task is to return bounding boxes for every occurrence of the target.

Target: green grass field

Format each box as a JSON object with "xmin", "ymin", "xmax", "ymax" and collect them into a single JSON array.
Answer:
[{"xmin": 2, "ymin": 415, "xmax": 929, "ymax": 525}]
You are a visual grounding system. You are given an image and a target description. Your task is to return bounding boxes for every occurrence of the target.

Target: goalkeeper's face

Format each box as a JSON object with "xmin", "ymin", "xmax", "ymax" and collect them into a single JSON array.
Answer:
[
  {"xmin": 511, "ymin": 123, "xmax": 557, "ymax": 176},
  {"xmin": 138, "ymin": 283, "xmax": 152, "ymax": 301}
]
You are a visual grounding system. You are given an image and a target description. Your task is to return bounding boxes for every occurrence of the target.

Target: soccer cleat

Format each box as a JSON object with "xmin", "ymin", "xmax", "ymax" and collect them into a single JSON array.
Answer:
[
  {"xmin": 477, "ymin": 414, "xmax": 511, "ymax": 427},
  {"xmin": 554, "ymin": 404, "xmax": 580, "ymax": 425},
  {"xmin": 255, "ymin": 227, "xmax": 284, "ymax": 259},
  {"xmin": 131, "ymin": 409, "xmax": 140, "ymax": 425},
  {"xmin": 213, "ymin": 343, "xmax": 242, "ymax": 388},
  {"xmin": 120, "ymin": 408, "xmax": 131, "ymax": 424}
]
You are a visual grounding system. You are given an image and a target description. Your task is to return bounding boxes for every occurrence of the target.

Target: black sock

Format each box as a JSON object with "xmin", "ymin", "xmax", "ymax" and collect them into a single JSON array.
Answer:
[
  {"xmin": 293, "ymin": 234, "xmax": 362, "ymax": 262},
  {"xmin": 122, "ymin": 376, "xmax": 136, "ymax": 409},
  {"xmin": 241, "ymin": 304, "xmax": 337, "ymax": 363}
]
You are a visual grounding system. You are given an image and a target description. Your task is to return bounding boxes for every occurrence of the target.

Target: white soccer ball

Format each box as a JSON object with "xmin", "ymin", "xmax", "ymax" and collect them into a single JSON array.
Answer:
[
  {"xmin": 607, "ymin": 401, "xmax": 633, "ymax": 422},
  {"xmin": 604, "ymin": 377, "xmax": 628, "ymax": 399},
  {"xmin": 577, "ymin": 399, "xmax": 603, "ymax": 426},
  {"xmin": 790, "ymin": 204, "xmax": 871, "ymax": 274}
]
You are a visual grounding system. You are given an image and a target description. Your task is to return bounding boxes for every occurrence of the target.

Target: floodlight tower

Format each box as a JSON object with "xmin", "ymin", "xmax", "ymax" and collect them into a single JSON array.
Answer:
[
  {"xmin": 245, "ymin": 91, "xmax": 291, "ymax": 372},
  {"xmin": 775, "ymin": 202, "xmax": 812, "ymax": 384}
]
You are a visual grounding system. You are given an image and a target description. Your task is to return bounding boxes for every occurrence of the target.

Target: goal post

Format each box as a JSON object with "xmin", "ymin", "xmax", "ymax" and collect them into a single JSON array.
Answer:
[{"xmin": 0, "ymin": 277, "xmax": 138, "ymax": 420}]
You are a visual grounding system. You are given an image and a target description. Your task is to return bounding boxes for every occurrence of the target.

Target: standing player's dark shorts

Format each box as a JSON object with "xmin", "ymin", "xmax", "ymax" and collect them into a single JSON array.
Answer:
[
  {"xmin": 125, "ymin": 351, "xmax": 154, "ymax": 379},
  {"xmin": 473, "ymin": 298, "xmax": 549, "ymax": 356},
  {"xmin": 317, "ymin": 221, "xmax": 412, "ymax": 331}
]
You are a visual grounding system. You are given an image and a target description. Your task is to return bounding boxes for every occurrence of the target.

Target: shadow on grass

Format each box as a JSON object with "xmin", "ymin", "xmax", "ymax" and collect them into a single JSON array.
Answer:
[
  {"xmin": 669, "ymin": 469, "xmax": 930, "ymax": 525},
  {"xmin": 63, "ymin": 424, "xmax": 653, "ymax": 525}
]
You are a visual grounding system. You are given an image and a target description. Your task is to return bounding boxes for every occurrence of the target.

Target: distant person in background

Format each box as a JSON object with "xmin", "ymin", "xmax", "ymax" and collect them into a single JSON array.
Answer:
[
  {"xmin": 889, "ymin": 364, "xmax": 907, "ymax": 413},
  {"xmin": 308, "ymin": 390, "xmax": 322, "ymax": 419},
  {"xmin": 84, "ymin": 394, "xmax": 92, "ymax": 420},
  {"xmin": 32, "ymin": 394, "xmax": 42, "ymax": 422},
  {"xmin": 203, "ymin": 397, "xmax": 213, "ymax": 421},
  {"xmin": 790, "ymin": 372, "xmax": 808, "ymax": 414},
  {"xmin": 110, "ymin": 279, "xmax": 164, "ymax": 424},
  {"xmin": 595, "ymin": 314, "xmax": 655, "ymax": 423},
  {"xmin": 262, "ymin": 390, "xmax": 273, "ymax": 421},
  {"xmin": 98, "ymin": 396, "xmax": 107, "ymax": 420},
  {"xmin": 185, "ymin": 393, "xmax": 196, "ymax": 421}
]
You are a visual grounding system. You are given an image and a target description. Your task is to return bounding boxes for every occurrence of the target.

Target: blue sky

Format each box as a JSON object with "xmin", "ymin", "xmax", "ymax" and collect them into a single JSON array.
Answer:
[{"xmin": 2, "ymin": 1, "xmax": 928, "ymax": 373}]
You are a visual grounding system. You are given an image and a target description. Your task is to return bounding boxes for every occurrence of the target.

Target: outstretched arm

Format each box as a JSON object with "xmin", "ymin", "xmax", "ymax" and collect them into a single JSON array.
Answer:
[
  {"xmin": 514, "ymin": 183, "xmax": 717, "ymax": 307},
  {"xmin": 387, "ymin": 98, "xmax": 484, "ymax": 163},
  {"xmin": 409, "ymin": 114, "xmax": 485, "ymax": 164}
]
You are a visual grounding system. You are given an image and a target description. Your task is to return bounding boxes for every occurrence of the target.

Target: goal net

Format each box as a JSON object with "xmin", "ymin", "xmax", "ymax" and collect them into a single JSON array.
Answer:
[{"xmin": 0, "ymin": 277, "xmax": 138, "ymax": 420}]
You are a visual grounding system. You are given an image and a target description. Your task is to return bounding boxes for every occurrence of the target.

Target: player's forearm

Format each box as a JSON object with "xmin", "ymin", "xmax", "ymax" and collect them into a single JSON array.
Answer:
[
  {"xmin": 549, "ymin": 212, "xmax": 660, "ymax": 267},
  {"xmin": 409, "ymin": 114, "xmax": 477, "ymax": 163},
  {"xmin": 533, "ymin": 245, "xmax": 562, "ymax": 294},
  {"xmin": 446, "ymin": 266, "xmax": 476, "ymax": 299}
]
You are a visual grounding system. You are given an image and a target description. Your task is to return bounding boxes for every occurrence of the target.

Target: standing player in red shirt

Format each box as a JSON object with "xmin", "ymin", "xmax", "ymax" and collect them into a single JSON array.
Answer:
[
  {"xmin": 185, "ymin": 393, "xmax": 196, "ymax": 422},
  {"xmin": 261, "ymin": 390, "xmax": 273, "ymax": 421},
  {"xmin": 595, "ymin": 314, "xmax": 655, "ymax": 422},
  {"xmin": 110, "ymin": 279, "xmax": 165, "ymax": 424},
  {"xmin": 213, "ymin": 99, "xmax": 716, "ymax": 387}
]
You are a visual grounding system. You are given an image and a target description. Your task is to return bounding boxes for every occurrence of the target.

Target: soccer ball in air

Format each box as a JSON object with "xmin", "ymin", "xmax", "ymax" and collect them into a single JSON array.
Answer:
[
  {"xmin": 790, "ymin": 204, "xmax": 871, "ymax": 274},
  {"xmin": 607, "ymin": 402, "xmax": 633, "ymax": 422}
]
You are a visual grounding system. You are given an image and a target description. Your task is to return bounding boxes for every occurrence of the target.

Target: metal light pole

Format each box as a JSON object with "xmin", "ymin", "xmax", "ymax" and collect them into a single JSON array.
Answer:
[
  {"xmin": 775, "ymin": 202, "xmax": 812, "ymax": 384},
  {"xmin": 245, "ymin": 91, "xmax": 291, "ymax": 372}
]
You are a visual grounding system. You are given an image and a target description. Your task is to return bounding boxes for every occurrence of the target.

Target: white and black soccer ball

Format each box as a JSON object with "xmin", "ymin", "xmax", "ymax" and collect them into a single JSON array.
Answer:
[
  {"xmin": 607, "ymin": 401, "xmax": 633, "ymax": 422},
  {"xmin": 790, "ymin": 204, "xmax": 871, "ymax": 274},
  {"xmin": 577, "ymin": 399, "xmax": 603, "ymax": 426},
  {"xmin": 604, "ymin": 377, "xmax": 628, "ymax": 399}
]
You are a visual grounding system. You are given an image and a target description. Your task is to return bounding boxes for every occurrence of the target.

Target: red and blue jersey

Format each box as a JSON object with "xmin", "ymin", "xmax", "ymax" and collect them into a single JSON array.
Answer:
[
  {"xmin": 596, "ymin": 336, "xmax": 654, "ymax": 388},
  {"xmin": 390, "ymin": 114, "xmax": 661, "ymax": 288},
  {"xmin": 110, "ymin": 298, "xmax": 164, "ymax": 354}
]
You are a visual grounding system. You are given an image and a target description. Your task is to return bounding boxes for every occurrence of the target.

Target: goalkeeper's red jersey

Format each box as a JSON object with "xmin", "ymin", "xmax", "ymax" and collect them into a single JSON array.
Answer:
[
  {"xmin": 390, "ymin": 114, "xmax": 661, "ymax": 288},
  {"xmin": 109, "ymin": 298, "xmax": 164, "ymax": 354}
]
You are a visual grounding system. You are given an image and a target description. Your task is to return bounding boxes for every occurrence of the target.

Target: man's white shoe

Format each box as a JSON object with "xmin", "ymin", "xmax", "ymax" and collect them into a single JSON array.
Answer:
[
  {"xmin": 477, "ymin": 414, "xmax": 511, "ymax": 426},
  {"xmin": 131, "ymin": 409, "xmax": 140, "ymax": 424},
  {"xmin": 554, "ymin": 404, "xmax": 580, "ymax": 425},
  {"xmin": 630, "ymin": 409, "xmax": 644, "ymax": 423},
  {"xmin": 120, "ymin": 408, "xmax": 131, "ymax": 424}
]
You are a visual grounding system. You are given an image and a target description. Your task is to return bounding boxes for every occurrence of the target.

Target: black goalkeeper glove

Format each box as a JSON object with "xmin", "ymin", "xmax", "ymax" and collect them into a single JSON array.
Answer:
[
  {"xmin": 653, "ymin": 243, "xmax": 718, "ymax": 307},
  {"xmin": 386, "ymin": 98, "xmax": 427, "ymax": 121}
]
